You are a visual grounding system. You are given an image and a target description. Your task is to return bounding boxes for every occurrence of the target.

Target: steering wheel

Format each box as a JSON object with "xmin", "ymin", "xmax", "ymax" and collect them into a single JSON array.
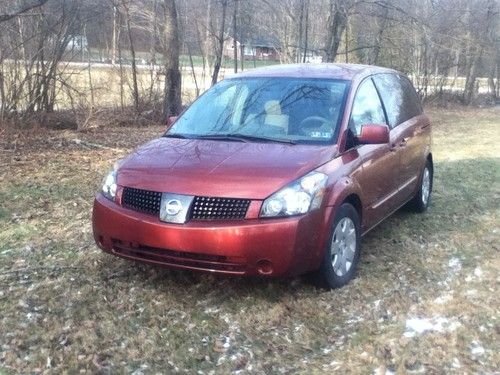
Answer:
[{"xmin": 299, "ymin": 116, "xmax": 331, "ymax": 136}]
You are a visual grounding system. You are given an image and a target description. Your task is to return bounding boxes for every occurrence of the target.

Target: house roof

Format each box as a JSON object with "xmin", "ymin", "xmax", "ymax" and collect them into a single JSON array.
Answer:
[
  {"xmin": 232, "ymin": 63, "xmax": 397, "ymax": 81},
  {"xmin": 244, "ymin": 36, "xmax": 279, "ymax": 48},
  {"xmin": 232, "ymin": 34, "xmax": 280, "ymax": 48}
]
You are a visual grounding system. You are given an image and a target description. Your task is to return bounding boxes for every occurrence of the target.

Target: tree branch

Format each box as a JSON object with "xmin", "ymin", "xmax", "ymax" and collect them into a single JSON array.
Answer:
[{"xmin": 0, "ymin": 0, "xmax": 49, "ymax": 23}]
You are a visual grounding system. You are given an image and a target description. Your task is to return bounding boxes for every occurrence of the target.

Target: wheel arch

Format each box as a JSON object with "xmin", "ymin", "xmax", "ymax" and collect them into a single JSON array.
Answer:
[
  {"xmin": 342, "ymin": 193, "xmax": 362, "ymax": 224},
  {"xmin": 325, "ymin": 177, "xmax": 365, "ymax": 227},
  {"xmin": 427, "ymin": 152, "xmax": 433, "ymax": 169}
]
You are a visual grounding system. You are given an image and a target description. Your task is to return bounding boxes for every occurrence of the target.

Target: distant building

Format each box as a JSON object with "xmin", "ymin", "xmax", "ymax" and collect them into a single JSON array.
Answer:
[
  {"xmin": 66, "ymin": 35, "xmax": 88, "ymax": 51},
  {"xmin": 303, "ymin": 52, "xmax": 323, "ymax": 64},
  {"xmin": 224, "ymin": 36, "xmax": 280, "ymax": 61}
]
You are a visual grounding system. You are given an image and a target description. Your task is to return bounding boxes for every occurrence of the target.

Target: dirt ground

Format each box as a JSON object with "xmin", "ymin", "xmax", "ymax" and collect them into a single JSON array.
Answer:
[{"xmin": 0, "ymin": 106, "xmax": 499, "ymax": 374}]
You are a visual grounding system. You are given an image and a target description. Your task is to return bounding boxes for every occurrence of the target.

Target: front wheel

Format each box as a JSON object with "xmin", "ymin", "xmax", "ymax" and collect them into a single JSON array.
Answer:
[
  {"xmin": 410, "ymin": 159, "xmax": 433, "ymax": 212},
  {"xmin": 316, "ymin": 203, "xmax": 361, "ymax": 289}
]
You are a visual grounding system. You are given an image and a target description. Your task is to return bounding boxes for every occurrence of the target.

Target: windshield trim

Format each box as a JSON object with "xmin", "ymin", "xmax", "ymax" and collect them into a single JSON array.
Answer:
[{"xmin": 165, "ymin": 77, "xmax": 351, "ymax": 146}]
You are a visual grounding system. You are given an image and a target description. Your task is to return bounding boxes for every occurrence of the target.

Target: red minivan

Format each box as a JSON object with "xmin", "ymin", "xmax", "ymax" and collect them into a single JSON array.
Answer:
[{"xmin": 93, "ymin": 64, "xmax": 433, "ymax": 288}]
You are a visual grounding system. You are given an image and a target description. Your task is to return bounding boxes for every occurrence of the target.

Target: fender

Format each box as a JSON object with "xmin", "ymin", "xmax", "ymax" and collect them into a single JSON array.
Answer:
[
  {"xmin": 324, "ymin": 175, "xmax": 365, "ymax": 227},
  {"xmin": 326, "ymin": 176, "xmax": 363, "ymax": 207},
  {"xmin": 305, "ymin": 176, "xmax": 365, "ymax": 272}
]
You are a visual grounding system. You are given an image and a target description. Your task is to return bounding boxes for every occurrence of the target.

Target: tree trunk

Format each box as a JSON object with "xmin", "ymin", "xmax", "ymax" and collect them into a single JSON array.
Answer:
[
  {"xmin": 123, "ymin": 2, "xmax": 140, "ymax": 112},
  {"xmin": 302, "ymin": 0, "xmax": 309, "ymax": 63},
  {"xmin": 463, "ymin": 50, "xmax": 482, "ymax": 104},
  {"xmin": 111, "ymin": 5, "xmax": 118, "ymax": 65},
  {"xmin": 211, "ymin": 0, "xmax": 228, "ymax": 86},
  {"xmin": 162, "ymin": 0, "xmax": 182, "ymax": 121},
  {"xmin": 0, "ymin": 66, "xmax": 5, "ymax": 120},
  {"xmin": 372, "ymin": 1, "xmax": 389, "ymax": 65},
  {"xmin": 232, "ymin": 0, "xmax": 238, "ymax": 73},
  {"xmin": 297, "ymin": 1, "xmax": 304, "ymax": 63},
  {"xmin": 203, "ymin": 0, "xmax": 213, "ymax": 88},
  {"xmin": 240, "ymin": 43, "xmax": 244, "ymax": 71},
  {"xmin": 487, "ymin": 54, "xmax": 497, "ymax": 100},
  {"xmin": 188, "ymin": 45, "xmax": 200, "ymax": 98},
  {"xmin": 149, "ymin": 0, "xmax": 158, "ymax": 99},
  {"xmin": 325, "ymin": 0, "xmax": 348, "ymax": 62}
]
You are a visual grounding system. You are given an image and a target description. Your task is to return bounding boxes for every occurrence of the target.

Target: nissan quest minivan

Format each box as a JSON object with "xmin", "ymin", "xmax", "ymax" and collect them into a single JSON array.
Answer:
[{"xmin": 92, "ymin": 63, "xmax": 433, "ymax": 288}]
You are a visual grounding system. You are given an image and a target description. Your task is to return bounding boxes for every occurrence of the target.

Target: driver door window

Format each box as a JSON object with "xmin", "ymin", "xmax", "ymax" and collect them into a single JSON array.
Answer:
[{"xmin": 349, "ymin": 79, "xmax": 387, "ymax": 136}]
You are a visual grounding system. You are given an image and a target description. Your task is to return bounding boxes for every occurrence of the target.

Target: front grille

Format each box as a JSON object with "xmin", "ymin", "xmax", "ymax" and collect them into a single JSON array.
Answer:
[
  {"xmin": 122, "ymin": 187, "xmax": 161, "ymax": 214},
  {"xmin": 111, "ymin": 240, "xmax": 246, "ymax": 274},
  {"xmin": 190, "ymin": 196, "xmax": 250, "ymax": 220},
  {"xmin": 121, "ymin": 187, "xmax": 251, "ymax": 220}
]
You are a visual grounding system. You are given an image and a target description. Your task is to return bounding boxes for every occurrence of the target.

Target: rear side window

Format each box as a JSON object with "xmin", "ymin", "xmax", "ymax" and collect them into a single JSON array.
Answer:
[
  {"xmin": 349, "ymin": 79, "xmax": 386, "ymax": 136},
  {"xmin": 372, "ymin": 74, "xmax": 422, "ymax": 128}
]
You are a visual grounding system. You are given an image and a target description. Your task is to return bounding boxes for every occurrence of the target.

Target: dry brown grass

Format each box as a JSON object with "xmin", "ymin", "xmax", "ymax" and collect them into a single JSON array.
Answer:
[{"xmin": 0, "ymin": 106, "xmax": 499, "ymax": 373}]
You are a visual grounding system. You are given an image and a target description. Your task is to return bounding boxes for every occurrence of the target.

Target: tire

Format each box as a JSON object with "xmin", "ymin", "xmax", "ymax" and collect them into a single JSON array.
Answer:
[
  {"xmin": 410, "ymin": 159, "xmax": 433, "ymax": 212},
  {"xmin": 315, "ymin": 203, "xmax": 361, "ymax": 289}
]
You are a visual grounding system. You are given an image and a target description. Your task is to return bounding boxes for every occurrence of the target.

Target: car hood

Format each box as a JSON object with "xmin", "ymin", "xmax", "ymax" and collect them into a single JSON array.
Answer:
[{"xmin": 117, "ymin": 137, "xmax": 337, "ymax": 199}]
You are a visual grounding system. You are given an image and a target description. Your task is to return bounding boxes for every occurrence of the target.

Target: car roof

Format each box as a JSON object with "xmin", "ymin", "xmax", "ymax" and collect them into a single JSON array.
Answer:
[{"xmin": 230, "ymin": 63, "xmax": 398, "ymax": 81}]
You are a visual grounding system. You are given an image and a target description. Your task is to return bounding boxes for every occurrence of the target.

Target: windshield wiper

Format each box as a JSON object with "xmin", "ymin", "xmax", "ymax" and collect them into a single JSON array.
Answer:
[
  {"xmin": 163, "ymin": 133, "xmax": 189, "ymax": 139},
  {"xmin": 230, "ymin": 133, "xmax": 297, "ymax": 145},
  {"xmin": 195, "ymin": 133, "xmax": 296, "ymax": 145},
  {"xmin": 194, "ymin": 134, "xmax": 249, "ymax": 142}
]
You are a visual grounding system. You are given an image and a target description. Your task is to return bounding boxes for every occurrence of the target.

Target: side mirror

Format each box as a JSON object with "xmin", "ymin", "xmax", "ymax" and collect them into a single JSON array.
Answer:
[
  {"xmin": 357, "ymin": 124, "xmax": 390, "ymax": 145},
  {"xmin": 166, "ymin": 116, "xmax": 178, "ymax": 130}
]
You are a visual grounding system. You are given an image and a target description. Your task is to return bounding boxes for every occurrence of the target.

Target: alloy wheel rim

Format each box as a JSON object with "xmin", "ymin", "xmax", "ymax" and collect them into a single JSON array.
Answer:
[
  {"xmin": 331, "ymin": 217, "xmax": 357, "ymax": 277},
  {"xmin": 421, "ymin": 167, "xmax": 431, "ymax": 205}
]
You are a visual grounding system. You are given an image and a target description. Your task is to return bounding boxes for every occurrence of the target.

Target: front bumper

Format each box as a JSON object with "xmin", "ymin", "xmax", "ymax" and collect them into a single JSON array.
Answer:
[{"xmin": 92, "ymin": 194, "xmax": 332, "ymax": 277}]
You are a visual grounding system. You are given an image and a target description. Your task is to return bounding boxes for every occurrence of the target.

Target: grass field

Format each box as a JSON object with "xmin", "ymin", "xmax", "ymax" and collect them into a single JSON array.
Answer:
[{"xmin": 0, "ymin": 106, "xmax": 499, "ymax": 373}]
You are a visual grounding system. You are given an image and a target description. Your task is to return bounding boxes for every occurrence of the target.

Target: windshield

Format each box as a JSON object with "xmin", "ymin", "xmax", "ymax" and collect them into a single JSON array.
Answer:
[{"xmin": 167, "ymin": 77, "xmax": 349, "ymax": 144}]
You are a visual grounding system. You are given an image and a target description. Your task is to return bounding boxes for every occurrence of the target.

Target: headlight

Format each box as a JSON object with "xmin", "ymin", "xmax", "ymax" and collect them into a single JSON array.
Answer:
[
  {"xmin": 260, "ymin": 171, "xmax": 328, "ymax": 218},
  {"xmin": 101, "ymin": 170, "xmax": 117, "ymax": 201}
]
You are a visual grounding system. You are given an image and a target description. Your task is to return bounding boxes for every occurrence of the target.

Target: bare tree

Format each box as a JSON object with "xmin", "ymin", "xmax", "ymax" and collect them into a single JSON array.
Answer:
[
  {"xmin": 324, "ymin": 0, "xmax": 350, "ymax": 62},
  {"xmin": 211, "ymin": 0, "xmax": 228, "ymax": 86},
  {"xmin": 119, "ymin": 0, "xmax": 140, "ymax": 112},
  {"xmin": 162, "ymin": 0, "xmax": 182, "ymax": 120}
]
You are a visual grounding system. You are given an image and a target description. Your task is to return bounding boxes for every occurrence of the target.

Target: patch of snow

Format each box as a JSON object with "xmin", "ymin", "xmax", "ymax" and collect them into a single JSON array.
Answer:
[
  {"xmin": 216, "ymin": 355, "xmax": 227, "ymax": 366},
  {"xmin": 131, "ymin": 364, "xmax": 149, "ymax": 375},
  {"xmin": 473, "ymin": 267, "xmax": 483, "ymax": 278},
  {"xmin": 294, "ymin": 323, "xmax": 304, "ymax": 332},
  {"xmin": 448, "ymin": 258, "xmax": 462, "ymax": 273},
  {"xmin": 451, "ymin": 357, "xmax": 461, "ymax": 368},
  {"xmin": 439, "ymin": 257, "xmax": 463, "ymax": 287},
  {"xmin": 373, "ymin": 366, "xmax": 395, "ymax": 375},
  {"xmin": 323, "ymin": 360, "xmax": 341, "ymax": 370},
  {"xmin": 204, "ymin": 307, "xmax": 219, "ymax": 314},
  {"xmin": 465, "ymin": 267, "xmax": 484, "ymax": 283},
  {"xmin": 322, "ymin": 347, "xmax": 333, "ymax": 354},
  {"xmin": 434, "ymin": 293, "xmax": 453, "ymax": 304},
  {"xmin": 465, "ymin": 289, "xmax": 478, "ymax": 296},
  {"xmin": 407, "ymin": 364, "xmax": 426, "ymax": 373},
  {"xmin": 404, "ymin": 316, "xmax": 460, "ymax": 338},
  {"xmin": 346, "ymin": 316, "xmax": 364, "ymax": 325},
  {"xmin": 470, "ymin": 341, "xmax": 485, "ymax": 356}
]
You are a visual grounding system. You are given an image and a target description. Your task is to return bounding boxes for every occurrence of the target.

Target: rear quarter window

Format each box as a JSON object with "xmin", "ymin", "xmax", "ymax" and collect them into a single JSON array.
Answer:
[{"xmin": 373, "ymin": 73, "xmax": 422, "ymax": 128}]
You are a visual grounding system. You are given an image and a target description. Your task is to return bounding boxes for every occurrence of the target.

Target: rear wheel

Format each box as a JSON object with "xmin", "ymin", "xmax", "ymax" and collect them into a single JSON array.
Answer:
[
  {"xmin": 316, "ymin": 203, "xmax": 361, "ymax": 289},
  {"xmin": 410, "ymin": 159, "xmax": 433, "ymax": 212}
]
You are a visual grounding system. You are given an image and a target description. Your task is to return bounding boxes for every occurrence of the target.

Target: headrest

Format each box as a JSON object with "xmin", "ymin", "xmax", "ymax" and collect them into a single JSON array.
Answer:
[{"xmin": 264, "ymin": 100, "xmax": 282, "ymax": 115}]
